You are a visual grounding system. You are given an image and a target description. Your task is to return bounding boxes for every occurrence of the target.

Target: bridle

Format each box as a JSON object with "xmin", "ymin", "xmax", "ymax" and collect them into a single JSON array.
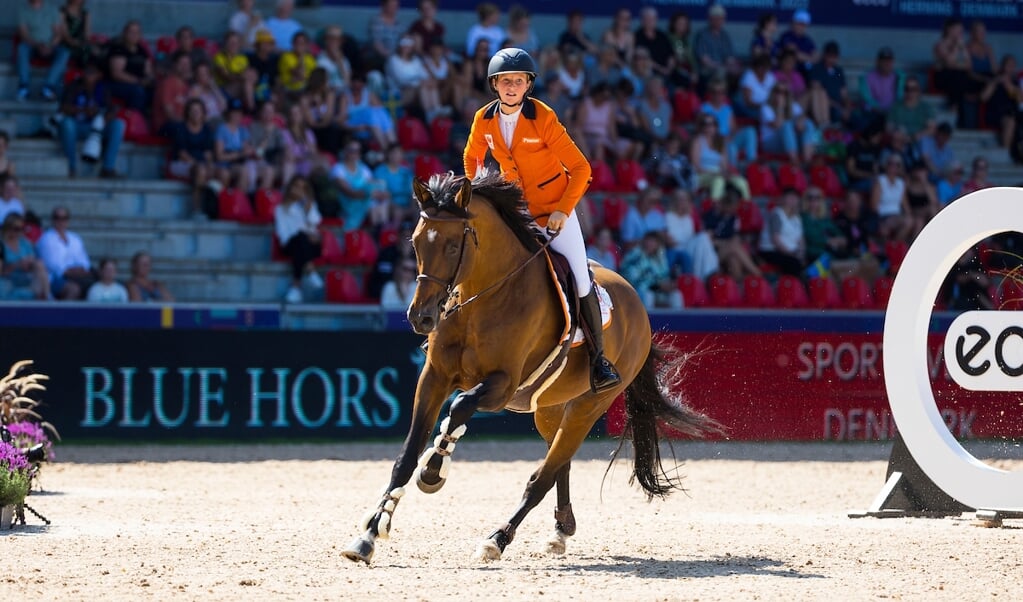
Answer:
[{"xmin": 415, "ymin": 210, "xmax": 557, "ymax": 319}]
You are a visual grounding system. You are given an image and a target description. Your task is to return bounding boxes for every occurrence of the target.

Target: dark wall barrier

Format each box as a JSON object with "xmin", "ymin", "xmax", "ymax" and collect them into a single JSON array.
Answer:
[{"xmin": 0, "ymin": 328, "xmax": 537, "ymax": 441}]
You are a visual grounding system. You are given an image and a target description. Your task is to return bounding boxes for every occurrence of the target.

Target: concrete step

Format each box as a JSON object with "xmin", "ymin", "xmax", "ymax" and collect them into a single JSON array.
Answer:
[
  {"xmin": 20, "ymin": 177, "xmax": 190, "ymax": 219},
  {"xmin": 0, "ymin": 99, "xmax": 58, "ymax": 137},
  {"xmin": 77, "ymin": 223, "xmax": 272, "ymax": 262},
  {"xmin": 9, "ymin": 138, "xmax": 168, "ymax": 180}
]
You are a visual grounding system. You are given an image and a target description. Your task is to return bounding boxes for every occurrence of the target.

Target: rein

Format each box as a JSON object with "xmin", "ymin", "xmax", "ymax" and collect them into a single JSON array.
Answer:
[{"xmin": 416, "ymin": 210, "xmax": 557, "ymax": 319}]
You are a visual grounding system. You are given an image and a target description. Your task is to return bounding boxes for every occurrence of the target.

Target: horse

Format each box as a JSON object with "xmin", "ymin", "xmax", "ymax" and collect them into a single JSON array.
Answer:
[{"xmin": 342, "ymin": 171, "xmax": 720, "ymax": 564}]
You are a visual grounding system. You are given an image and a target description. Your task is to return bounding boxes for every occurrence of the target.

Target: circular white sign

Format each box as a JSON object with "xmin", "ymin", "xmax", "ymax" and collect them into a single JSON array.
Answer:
[{"xmin": 884, "ymin": 186, "xmax": 1023, "ymax": 512}]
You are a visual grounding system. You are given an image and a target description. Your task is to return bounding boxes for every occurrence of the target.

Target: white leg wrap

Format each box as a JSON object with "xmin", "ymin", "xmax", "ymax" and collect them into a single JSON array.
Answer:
[
  {"xmin": 359, "ymin": 510, "xmax": 377, "ymax": 533},
  {"xmin": 377, "ymin": 513, "xmax": 391, "ymax": 540},
  {"xmin": 366, "ymin": 487, "xmax": 406, "ymax": 540},
  {"xmin": 418, "ymin": 420, "xmax": 468, "ymax": 471}
]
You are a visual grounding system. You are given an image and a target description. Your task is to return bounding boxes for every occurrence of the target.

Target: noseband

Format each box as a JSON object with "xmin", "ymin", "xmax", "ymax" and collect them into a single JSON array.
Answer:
[{"xmin": 415, "ymin": 209, "xmax": 556, "ymax": 319}]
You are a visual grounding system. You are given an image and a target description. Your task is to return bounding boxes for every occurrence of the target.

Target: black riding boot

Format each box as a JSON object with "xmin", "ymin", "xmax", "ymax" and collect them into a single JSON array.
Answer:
[{"xmin": 579, "ymin": 288, "xmax": 621, "ymax": 393}]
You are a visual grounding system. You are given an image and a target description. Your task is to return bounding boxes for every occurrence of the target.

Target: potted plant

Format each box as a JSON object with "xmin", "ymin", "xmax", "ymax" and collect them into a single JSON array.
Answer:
[{"xmin": 0, "ymin": 441, "xmax": 30, "ymax": 529}]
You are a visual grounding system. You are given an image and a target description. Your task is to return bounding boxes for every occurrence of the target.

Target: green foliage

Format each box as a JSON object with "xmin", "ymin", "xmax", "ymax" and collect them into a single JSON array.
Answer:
[{"xmin": 0, "ymin": 469, "xmax": 29, "ymax": 507}]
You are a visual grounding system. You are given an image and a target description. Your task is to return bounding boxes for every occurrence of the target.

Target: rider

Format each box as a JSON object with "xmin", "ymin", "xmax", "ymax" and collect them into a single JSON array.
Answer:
[{"xmin": 463, "ymin": 47, "xmax": 621, "ymax": 393}]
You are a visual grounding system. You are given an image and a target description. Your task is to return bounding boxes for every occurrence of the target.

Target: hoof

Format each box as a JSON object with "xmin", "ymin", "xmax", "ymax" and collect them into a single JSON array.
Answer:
[
  {"xmin": 474, "ymin": 539, "xmax": 503, "ymax": 562},
  {"xmin": 341, "ymin": 535, "xmax": 375, "ymax": 564},
  {"xmin": 545, "ymin": 531, "xmax": 567, "ymax": 555},
  {"xmin": 416, "ymin": 468, "xmax": 446, "ymax": 494}
]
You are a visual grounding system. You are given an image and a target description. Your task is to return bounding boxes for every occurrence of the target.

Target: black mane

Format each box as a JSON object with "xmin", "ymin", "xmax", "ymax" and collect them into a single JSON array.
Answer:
[{"xmin": 424, "ymin": 171, "xmax": 542, "ymax": 253}]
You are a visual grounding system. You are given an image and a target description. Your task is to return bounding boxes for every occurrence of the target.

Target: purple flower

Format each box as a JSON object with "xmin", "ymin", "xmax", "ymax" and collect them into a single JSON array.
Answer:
[
  {"xmin": 0, "ymin": 441, "xmax": 29, "ymax": 473},
  {"xmin": 6, "ymin": 422, "xmax": 55, "ymax": 461}
]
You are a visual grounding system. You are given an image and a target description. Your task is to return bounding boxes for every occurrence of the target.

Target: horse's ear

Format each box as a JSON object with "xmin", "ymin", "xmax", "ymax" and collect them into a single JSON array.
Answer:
[
  {"xmin": 412, "ymin": 177, "xmax": 431, "ymax": 208},
  {"xmin": 455, "ymin": 178, "xmax": 473, "ymax": 209}
]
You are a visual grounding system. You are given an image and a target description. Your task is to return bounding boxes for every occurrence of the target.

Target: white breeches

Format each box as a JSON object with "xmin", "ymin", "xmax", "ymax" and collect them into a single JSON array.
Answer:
[{"xmin": 537, "ymin": 211, "xmax": 592, "ymax": 297}]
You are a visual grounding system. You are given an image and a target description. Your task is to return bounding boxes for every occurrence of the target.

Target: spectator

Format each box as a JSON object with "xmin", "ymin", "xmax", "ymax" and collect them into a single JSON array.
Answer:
[
  {"xmin": 693, "ymin": 3, "xmax": 739, "ymax": 86},
  {"xmin": 700, "ymin": 78, "xmax": 757, "ymax": 167},
  {"xmin": 664, "ymin": 188, "xmax": 719, "ymax": 280},
  {"xmin": 904, "ymin": 163, "xmax": 939, "ymax": 240},
  {"xmin": 228, "ymin": 0, "xmax": 263, "ymax": 50},
  {"xmin": 0, "ymin": 176, "xmax": 26, "ymax": 224},
  {"xmin": 0, "ymin": 132, "xmax": 16, "ymax": 180},
  {"xmin": 57, "ymin": 60, "xmax": 126, "ymax": 179},
  {"xmin": 758, "ymin": 188, "xmax": 806, "ymax": 276},
  {"xmin": 887, "ymin": 76, "xmax": 935, "ymax": 141},
  {"xmin": 278, "ymin": 31, "xmax": 316, "ymax": 97},
  {"xmin": 264, "ymin": 0, "xmax": 302, "ymax": 51},
  {"xmin": 920, "ymin": 122, "xmax": 957, "ymax": 181},
  {"xmin": 213, "ymin": 32, "xmax": 251, "ymax": 110},
  {"xmin": 58, "ymin": 0, "xmax": 93, "ymax": 70},
  {"xmin": 702, "ymin": 186, "xmax": 761, "ymax": 280},
  {"xmin": 1, "ymin": 213, "xmax": 49, "ymax": 300},
  {"xmin": 16, "ymin": 0, "xmax": 66, "ymax": 102},
  {"xmin": 153, "ymin": 51, "xmax": 192, "ymax": 136},
  {"xmin": 408, "ymin": 0, "xmax": 445, "ymax": 53},
  {"xmin": 367, "ymin": 219, "xmax": 414, "ymax": 299},
  {"xmin": 881, "ymin": 126, "xmax": 924, "ymax": 173},
  {"xmin": 801, "ymin": 187, "xmax": 841, "ymax": 268},
  {"xmin": 586, "ymin": 44, "xmax": 628, "ymax": 90},
  {"xmin": 366, "ymin": 0, "xmax": 403, "ymax": 73},
  {"xmin": 735, "ymin": 53, "xmax": 776, "ymax": 119},
  {"xmin": 832, "ymin": 189, "xmax": 879, "ymax": 265},
  {"xmin": 504, "ymin": 4, "xmax": 539, "ymax": 55},
  {"xmin": 169, "ymin": 25, "xmax": 209, "ymax": 73},
  {"xmin": 806, "ymin": 40, "xmax": 848, "ymax": 127},
  {"xmin": 387, "ymin": 36, "xmax": 443, "ymax": 121},
  {"xmin": 85, "ymin": 258, "xmax": 128, "ymax": 303},
  {"xmin": 845, "ymin": 122, "xmax": 884, "ymax": 194},
  {"xmin": 666, "ymin": 10, "xmax": 695, "ymax": 89},
  {"xmin": 636, "ymin": 77, "xmax": 673, "ymax": 146},
  {"xmin": 555, "ymin": 50, "xmax": 587, "ymax": 101},
  {"xmin": 190, "ymin": 62, "xmax": 228, "ymax": 126},
  {"xmin": 316, "ymin": 25, "xmax": 352, "ymax": 94},
  {"xmin": 961, "ymin": 156, "xmax": 994, "ymax": 195},
  {"xmin": 774, "ymin": 49, "xmax": 807, "ymax": 103},
  {"xmin": 459, "ymin": 37, "xmax": 494, "ymax": 100},
  {"xmin": 621, "ymin": 187, "xmax": 667, "ymax": 248},
  {"xmin": 804, "ymin": 187, "xmax": 879, "ymax": 282},
  {"xmin": 422, "ymin": 39, "xmax": 458, "ymax": 113},
  {"xmin": 651, "ymin": 132, "xmax": 694, "ymax": 191},
  {"xmin": 558, "ymin": 10, "xmax": 598, "ymax": 59},
  {"xmin": 574, "ymin": 82, "xmax": 621, "ymax": 160},
  {"xmin": 860, "ymin": 47, "xmax": 904, "ymax": 115},
  {"xmin": 611, "ymin": 78, "xmax": 651, "ymax": 157},
  {"xmin": 586, "ymin": 226, "xmax": 620, "ymax": 271},
  {"xmin": 761, "ymin": 83, "xmax": 819, "ymax": 166},
  {"xmin": 105, "ymin": 20, "xmax": 154, "ymax": 112},
  {"xmin": 274, "ymin": 175, "xmax": 323, "ymax": 304},
  {"xmin": 690, "ymin": 113, "xmax": 750, "ymax": 202},
  {"xmin": 215, "ymin": 100, "xmax": 259, "ymax": 194},
  {"xmin": 344, "ymin": 75, "xmax": 397, "ymax": 151},
  {"xmin": 932, "ymin": 17, "xmax": 975, "ymax": 121},
  {"xmin": 301, "ymin": 67, "xmax": 346, "ymax": 157},
  {"xmin": 380, "ymin": 258, "xmax": 417, "ymax": 310},
  {"xmin": 281, "ymin": 102, "xmax": 318, "ymax": 184},
  {"xmin": 169, "ymin": 99, "xmax": 218, "ymax": 216},
  {"xmin": 936, "ymin": 160, "xmax": 965, "ymax": 206},
  {"xmin": 634, "ymin": 7, "xmax": 673, "ymax": 78},
  {"xmin": 248, "ymin": 101, "xmax": 284, "ymax": 192},
  {"xmin": 247, "ymin": 28, "xmax": 279, "ymax": 106},
  {"xmin": 126, "ymin": 251, "xmax": 173, "ymax": 302},
  {"xmin": 871, "ymin": 154, "xmax": 912, "ymax": 242},
  {"xmin": 36, "ymin": 206, "xmax": 93, "ymax": 300},
  {"xmin": 331, "ymin": 140, "xmax": 388, "ymax": 233},
  {"xmin": 966, "ymin": 20, "xmax": 996, "ymax": 85},
  {"xmin": 775, "ymin": 9, "xmax": 816, "ymax": 72},
  {"xmin": 621, "ymin": 231, "xmax": 683, "ymax": 309},
  {"xmin": 465, "ymin": 2, "xmax": 503, "ymax": 58},
  {"xmin": 373, "ymin": 144, "xmax": 414, "ymax": 224},
  {"xmin": 980, "ymin": 55, "xmax": 1021, "ymax": 148},
  {"xmin": 601, "ymin": 8, "xmax": 635, "ymax": 66},
  {"xmin": 749, "ymin": 12, "xmax": 777, "ymax": 61}
]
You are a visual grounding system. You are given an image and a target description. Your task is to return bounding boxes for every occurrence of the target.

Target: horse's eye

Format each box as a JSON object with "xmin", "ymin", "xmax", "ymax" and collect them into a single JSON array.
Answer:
[{"xmin": 444, "ymin": 242, "xmax": 459, "ymax": 256}]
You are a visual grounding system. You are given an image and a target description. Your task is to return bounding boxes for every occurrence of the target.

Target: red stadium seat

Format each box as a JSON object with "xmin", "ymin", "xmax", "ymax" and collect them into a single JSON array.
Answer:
[
  {"xmin": 776, "ymin": 274, "xmax": 809, "ymax": 309},
  {"xmin": 884, "ymin": 240, "xmax": 909, "ymax": 275},
  {"xmin": 325, "ymin": 269, "xmax": 367, "ymax": 303},
  {"xmin": 810, "ymin": 163, "xmax": 844, "ymax": 199},
  {"xmin": 398, "ymin": 115, "xmax": 431, "ymax": 151},
  {"xmin": 429, "ymin": 116, "xmax": 453, "ymax": 153},
  {"xmin": 378, "ymin": 227, "xmax": 399, "ymax": 249},
  {"xmin": 707, "ymin": 274, "xmax": 742, "ymax": 307},
  {"xmin": 601, "ymin": 196, "xmax": 628, "ymax": 231},
  {"xmin": 614, "ymin": 159, "xmax": 648, "ymax": 192},
  {"xmin": 992, "ymin": 278, "xmax": 1023, "ymax": 310},
  {"xmin": 218, "ymin": 188, "xmax": 255, "ymax": 222},
  {"xmin": 119, "ymin": 108, "xmax": 166, "ymax": 146},
  {"xmin": 736, "ymin": 200, "xmax": 764, "ymax": 235},
  {"xmin": 671, "ymin": 88, "xmax": 701, "ymax": 125},
  {"xmin": 777, "ymin": 164, "xmax": 808, "ymax": 194},
  {"xmin": 341, "ymin": 229, "xmax": 378, "ymax": 267},
  {"xmin": 270, "ymin": 235, "xmax": 287, "ymax": 262},
  {"xmin": 589, "ymin": 159, "xmax": 616, "ymax": 192},
  {"xmin": 254, "ymin": 188, "xmax": 282, "ymax": 224},
  {"xmin": 840, "ymin": 276, "xmax": 874, "ymax": 310},
  {"xmin": 742, "ymin": 274, "xmax": 777, "ymax": 308},
  {"xmin": 23, "ymin": 222, "xmax": 42, "ymax": 243},
  {"xmin": 676, "ymin": 274, "xmax": 709, "ymax": 308},
  {"xmin": 808, "ymin": 277, "xmax": 841, "ymax": 309},
  {"xmin": 872, "ymin": 276, "xmax": 894, "ymax": 310},
  {"xmin": 745, "ymin": 162, "xmax": 780, "ymax": 198},
  {"xmin": 414, "ymin": 153, "xmax": 446, "ymax": 181}
]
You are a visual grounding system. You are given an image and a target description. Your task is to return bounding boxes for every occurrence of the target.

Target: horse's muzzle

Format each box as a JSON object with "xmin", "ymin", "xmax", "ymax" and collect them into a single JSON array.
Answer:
[{"xmin": 408, "ymin": 302, "xmax": 440, "ymax": 335}]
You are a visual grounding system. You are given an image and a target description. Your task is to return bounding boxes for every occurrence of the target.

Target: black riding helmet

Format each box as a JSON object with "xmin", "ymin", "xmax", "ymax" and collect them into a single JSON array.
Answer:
[{"xmin": 487, "ymin": 47, "xmax": 538, "ymax": 96}]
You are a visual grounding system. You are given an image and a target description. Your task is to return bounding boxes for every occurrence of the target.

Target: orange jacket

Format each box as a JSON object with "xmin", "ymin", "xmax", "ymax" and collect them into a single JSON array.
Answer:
[{"xmin": 463, "ymin": 97, "xmax": 591, "ymax": 226}]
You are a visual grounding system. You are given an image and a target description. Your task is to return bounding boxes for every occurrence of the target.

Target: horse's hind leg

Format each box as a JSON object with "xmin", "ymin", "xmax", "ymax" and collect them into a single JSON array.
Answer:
[{"xmin": 416, "ymin": 373, "xmax": 510, "ymax": 493}]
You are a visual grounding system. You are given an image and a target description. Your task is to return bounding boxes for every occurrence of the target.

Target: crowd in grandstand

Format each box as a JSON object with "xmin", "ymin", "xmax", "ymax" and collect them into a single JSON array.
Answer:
[{"xmin": 3, "ymin": 0, "xmax": 1023, "ymax": 307}]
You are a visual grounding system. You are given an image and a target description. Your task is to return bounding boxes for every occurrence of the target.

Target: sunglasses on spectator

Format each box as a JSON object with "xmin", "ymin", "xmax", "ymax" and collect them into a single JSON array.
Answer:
[{"xmin": 53, "ymin": 214, "xmax": 70, "ymax": 221}]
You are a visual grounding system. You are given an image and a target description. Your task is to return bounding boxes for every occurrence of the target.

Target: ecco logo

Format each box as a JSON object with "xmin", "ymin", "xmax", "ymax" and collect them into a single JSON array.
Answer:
[{"xmin": 946, "ymin": 312, "xmax": 1023, "ymax": 390}]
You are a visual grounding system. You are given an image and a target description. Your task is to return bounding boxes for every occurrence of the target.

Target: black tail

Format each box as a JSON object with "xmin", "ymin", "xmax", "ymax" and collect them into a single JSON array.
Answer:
[{"xmin": 610, "ymin": 342, "xmax": 725, "ymax": 498}]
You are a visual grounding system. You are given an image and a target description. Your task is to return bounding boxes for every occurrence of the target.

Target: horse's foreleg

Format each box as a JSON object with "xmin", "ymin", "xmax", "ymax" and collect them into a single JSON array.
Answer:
[
  {"xmin": 547, "ymin": 463, "xmax": 576, "ymax": 555},
  {"xmin": 416, "ymin": 373, "xmax": 510, "ymax": 493},
  {"xmin": 342, "ymin": 369, "xmax": 449, "ymax": 564}
]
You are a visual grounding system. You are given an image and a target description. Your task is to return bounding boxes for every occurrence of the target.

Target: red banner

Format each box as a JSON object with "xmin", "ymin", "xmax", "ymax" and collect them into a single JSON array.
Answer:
[{"xmin": 607, "ymin": 332, "xmax": 1023, "ymax": 441}]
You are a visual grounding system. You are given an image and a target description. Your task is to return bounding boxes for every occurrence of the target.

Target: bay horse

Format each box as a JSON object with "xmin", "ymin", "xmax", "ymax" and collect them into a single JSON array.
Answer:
[{"xmin": 343, "ymin": 172, "xmax": 719, "ymax": 564}]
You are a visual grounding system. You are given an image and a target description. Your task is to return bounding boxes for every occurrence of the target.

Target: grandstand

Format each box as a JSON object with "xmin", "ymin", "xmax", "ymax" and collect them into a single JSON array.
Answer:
[{"xmin": 0, "ymin": 1, "xmax": 1020, "ymax": 306}]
